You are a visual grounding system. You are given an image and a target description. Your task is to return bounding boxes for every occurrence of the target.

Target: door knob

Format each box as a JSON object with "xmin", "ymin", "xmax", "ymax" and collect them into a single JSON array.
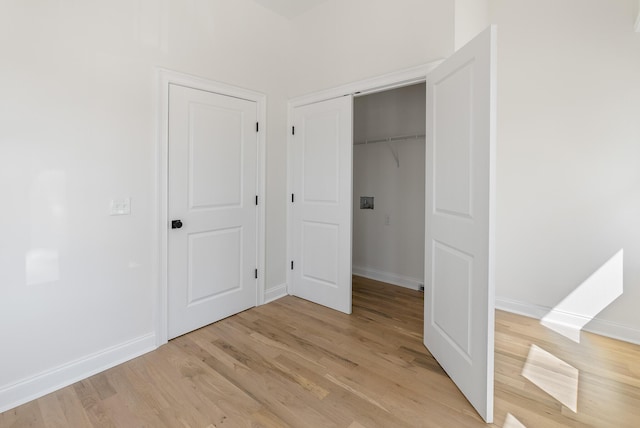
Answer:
[{"xmin": 171, "ymin": 219, "xmax": 183, "ymax": 229}]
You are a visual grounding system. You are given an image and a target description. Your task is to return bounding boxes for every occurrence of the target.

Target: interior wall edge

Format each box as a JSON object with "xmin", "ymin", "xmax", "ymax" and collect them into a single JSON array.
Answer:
[
  {"xmin": 0, "ymin": 333, "xmax": 157, "ymax": 413},
  {"xmin": 495, "ymin": 297, "xmax": 640, "ymax": 346}
]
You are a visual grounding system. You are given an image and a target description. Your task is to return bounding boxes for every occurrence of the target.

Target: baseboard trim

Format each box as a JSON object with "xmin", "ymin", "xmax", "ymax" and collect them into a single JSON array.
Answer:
[
  {"xmin": 264, "ymin": 283, "xmax": 288, "ymax": 304},
  {"xmin": 496, "ymin": 297, "xmax": 640, "ymax": 346},
  {"xmin": 352, "ymin": 266, "xmax": 423, "ymax": 291},
  {"xmin": 0, "ymin": 333, "xmax": 156, "ymax": 413}
]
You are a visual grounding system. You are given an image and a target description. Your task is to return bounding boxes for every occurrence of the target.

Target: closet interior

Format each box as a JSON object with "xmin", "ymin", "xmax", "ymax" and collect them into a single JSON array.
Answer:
[{"xmin": 352, "ymin": 83, "xmax": 426, "ymax": 291}]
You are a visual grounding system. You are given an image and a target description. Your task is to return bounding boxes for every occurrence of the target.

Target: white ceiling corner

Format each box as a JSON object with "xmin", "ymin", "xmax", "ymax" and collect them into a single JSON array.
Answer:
[{"xmin": 251, "ymin": 0, "xmax": 330, "ymax": 20}]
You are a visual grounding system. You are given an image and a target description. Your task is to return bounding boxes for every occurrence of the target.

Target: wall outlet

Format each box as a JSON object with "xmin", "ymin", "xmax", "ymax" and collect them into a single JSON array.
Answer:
[
  {"xmin": 110, "ymin": 198, "xmax": 131, "ymax": 216},
  {"xmin": 384, "ymin": 214, "xmax": 390, "ymax": 225}
]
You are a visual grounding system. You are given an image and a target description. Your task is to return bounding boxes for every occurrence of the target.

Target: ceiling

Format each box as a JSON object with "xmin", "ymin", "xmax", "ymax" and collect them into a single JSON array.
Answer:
[{"xmin": 251, "ymin": 0, "xmax": 330, "ymax": 20}]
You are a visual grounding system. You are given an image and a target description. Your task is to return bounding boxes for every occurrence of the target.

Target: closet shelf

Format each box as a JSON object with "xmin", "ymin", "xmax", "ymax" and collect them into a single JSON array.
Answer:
[
  {"xmin": 354, "ymin": 133, "xmax": 425, "ymax": 168},
  {"xmin": 353, "ymin": 133, "xmax": 425, "ymax": 146}
]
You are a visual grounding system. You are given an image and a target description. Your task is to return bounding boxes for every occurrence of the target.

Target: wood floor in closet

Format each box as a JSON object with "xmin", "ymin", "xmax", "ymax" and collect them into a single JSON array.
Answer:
[{"xmin": 2, "ymin": 276, "xmax": 639, "ymax": 427}]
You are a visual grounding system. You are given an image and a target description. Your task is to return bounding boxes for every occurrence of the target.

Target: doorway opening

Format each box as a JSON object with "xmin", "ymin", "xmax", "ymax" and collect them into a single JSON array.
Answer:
[{"xmin": 352, "ymin": 83, "xmax": 426, "ymax": 295}]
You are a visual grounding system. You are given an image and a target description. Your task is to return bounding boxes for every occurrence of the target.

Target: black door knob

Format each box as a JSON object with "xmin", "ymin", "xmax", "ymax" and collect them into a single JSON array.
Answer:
[{"xmin": 171, "ymin": 219, "xmax": 183, "ymax": 229}]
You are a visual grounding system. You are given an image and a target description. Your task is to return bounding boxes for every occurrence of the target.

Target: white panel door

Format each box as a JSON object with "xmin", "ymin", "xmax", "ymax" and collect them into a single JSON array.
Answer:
[
  {"xmin": 168, "ymin": 84, "xmax": 257, "ymax": 339},
  {"xmin": 291, "ymin": 96, "xmax": 352, "ymax": 314},
  {"xmin": 424, "ymin": 26, "xmax": 496, "ymax": 423}
]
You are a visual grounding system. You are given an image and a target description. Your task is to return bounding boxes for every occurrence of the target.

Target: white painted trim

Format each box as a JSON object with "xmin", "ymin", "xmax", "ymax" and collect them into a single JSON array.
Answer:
[
  {"xmin": 496, "ymin": 297, "xmax": 640, "ymax": 346},
  {"xmin": 635, "ymin": 0, "xmax": 640, "ymax": 32},
  {"xmin": 155, "ymin": 68, "xmax": 267, "ymax": 345},
  {"xmin": 289, "ymin": 62, "xmax": 442, "ymax": 108},
  {"xmin": 352, "ymin": 266, "xmax": 423, "ymax": 291},
  {"xmin": 287, "ymin": 62, "xmax": 441, "ymax": 300},
  {"xmin": 264, "ymin": 283, "xmax": 288, "ymax": 304},
  {"xmin": 0, "ymin": 333, "xmax": 155, "ymax": 413}
]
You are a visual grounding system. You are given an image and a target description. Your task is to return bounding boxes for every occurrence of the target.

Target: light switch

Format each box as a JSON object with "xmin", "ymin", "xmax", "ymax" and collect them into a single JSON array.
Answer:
[{"xmin": 110, "ymin": 198, "xmax": 131, "ymax": 216}]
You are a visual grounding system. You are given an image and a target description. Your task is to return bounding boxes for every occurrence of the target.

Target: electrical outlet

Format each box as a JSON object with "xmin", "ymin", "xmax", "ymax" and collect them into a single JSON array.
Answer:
[
  {"xmin": 109, "ymin": 198, "xmax": 131, "ymax": 216},
  {"xmin": 384, "ymin": 214, "xmax": 390, "ymax": 225}
]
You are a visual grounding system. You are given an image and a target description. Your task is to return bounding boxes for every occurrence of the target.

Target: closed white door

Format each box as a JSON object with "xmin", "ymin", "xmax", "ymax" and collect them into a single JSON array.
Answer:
[
  {"xmin": 168, "ymin": 84, "xmax": 258, "ymax": 340},
  {"xmin": 291, "ymin": 96, "xmax": 353, "ymax": 314},
  {"xmin": 424, "ymin": 26, "xmax": 496, "ymax": 423}
]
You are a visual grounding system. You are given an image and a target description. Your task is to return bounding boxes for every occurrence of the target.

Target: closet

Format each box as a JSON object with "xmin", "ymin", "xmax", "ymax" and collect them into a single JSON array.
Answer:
[{"xmin": 352, "ymin": 83, "xmax": 426, "ymax": 290}]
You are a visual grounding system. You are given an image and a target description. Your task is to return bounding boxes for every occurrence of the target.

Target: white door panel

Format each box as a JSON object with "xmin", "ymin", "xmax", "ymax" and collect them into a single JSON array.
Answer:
[
  {"xmin": 424, "ymin": 26, "xmax": 496, "ymax": 423},
  {"xmin": 168, "ymin": 84, "xmax": 257, "ymax": 339},
  {"xmin": 291, "ymin": 96, "xmax": 352, "ymax": 314}
]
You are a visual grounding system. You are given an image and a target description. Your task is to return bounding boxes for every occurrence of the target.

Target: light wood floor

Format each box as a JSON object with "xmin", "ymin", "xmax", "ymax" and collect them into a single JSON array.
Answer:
[{"xmin": 2, "ymin": 276, "xmax": 640, "ymax": 427}]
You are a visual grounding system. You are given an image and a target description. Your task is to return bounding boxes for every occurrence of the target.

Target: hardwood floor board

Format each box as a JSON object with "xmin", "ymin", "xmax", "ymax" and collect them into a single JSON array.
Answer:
[
  {"xmin": 72, "ymin": 380, "xmax": 116, "ymax": 428},
  {"xmin": 54, "ymin": 385, "xmax": 93, "ymax": 427},
  {"xmin": 268, "ymin": 356, "xmax": 331, "ymax": 400},
  {"xmin": 140, "ymin": 345, "xmax": 230, "ymax": 427},
  {"xmin": 265, "ymin": 301, "xmax": 396, "ymax": 357},
  {"xmin": 0, "ymin": 400, "xmax": 45, "ymax": 428},
  {"xmin": 273, "ymin": 298, "xmax": 421, "ymax": 356},
  {"xmin": 177, "ymin": 332, "xmax": 340, "ymax": 428},
  {"xmin": 35, "ymin": 392, "xmax": 68, "ymax": 428},
  {"xmin": 234, "ymin": 311, "xmax": 359, "ymax": 371},
  {"xmin": 166, "ymin": 345, "xmax": 260, "ymax": 424},
  {"xmin": 260, "ymin": 372, "xmax": 346, "ymax": 428},
  {"xmin": 87, "ymin": 374, "xmax": 116, "ymax": 402},
  {"xmin": 317, "ymin": 389, "xmax": 414, "ymax": 428},
  {"xmin": 318, "ymin": 352, "xmax": 485, "ymax": 427},
  {"xmin": 118, "ymin": 362, "xmax": 172, "ymax": 412},
  {"xmin": 4, "ymin": 275, "xmax": 640, "ymax": 427},
  {"xmin": 101, "ymin": 371, "xmax": 164, "ymax": 428}
]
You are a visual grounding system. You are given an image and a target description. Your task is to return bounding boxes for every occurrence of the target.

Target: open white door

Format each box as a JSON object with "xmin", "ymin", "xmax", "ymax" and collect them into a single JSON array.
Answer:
[
  {"xmin": 291, "ymin": 96, "xmax": 352, "ymax": 314},
  {"xmin": 424, "ymin": 26, "xmax": 496, "ymax": 422}
]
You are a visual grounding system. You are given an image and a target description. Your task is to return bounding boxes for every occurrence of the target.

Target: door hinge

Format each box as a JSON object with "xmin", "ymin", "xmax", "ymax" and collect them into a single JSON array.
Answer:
[
  {"xmin": 291, "ymin": 193, "xmax": 295, "ymax": 203},
  {"xmin": 292, "ymin": 126, "xmax": 295, "ymax": 135},
  {"xmin": 256, "ymin": 122, "xmax": 259, "ymax": 132},
  {"xmin": 291, "ymin": 261, "xmax": 294, "ymax": 270},
  {"xmin": 255, "ymin": 195, "xmax": 259, "ymax": 206},
  {"xmin": 255, "ymin": 268, "xmax": 258, "ymax": 279}
]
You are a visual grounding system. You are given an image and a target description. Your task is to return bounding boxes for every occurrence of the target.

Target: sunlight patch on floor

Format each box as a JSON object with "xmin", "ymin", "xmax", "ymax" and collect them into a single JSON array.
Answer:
[
  {"xmin": 522, "ymin": 345, "xmax": 579, "ymax": 412},
  {"xmin": 503, "ymin": 413, "xmax": 527, "ymax": 428}
]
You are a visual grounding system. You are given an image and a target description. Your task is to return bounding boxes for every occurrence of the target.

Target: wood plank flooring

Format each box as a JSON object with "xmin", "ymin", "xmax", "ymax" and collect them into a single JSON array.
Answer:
[{"xmin": 2, "ymin": 276, "xmax": 640, "ymax": 427}]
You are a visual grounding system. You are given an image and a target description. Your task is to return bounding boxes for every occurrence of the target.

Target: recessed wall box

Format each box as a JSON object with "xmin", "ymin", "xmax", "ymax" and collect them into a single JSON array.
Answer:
[{"xmin": 360, "ymin": 196, "xmax": 374, "ymax": 209}]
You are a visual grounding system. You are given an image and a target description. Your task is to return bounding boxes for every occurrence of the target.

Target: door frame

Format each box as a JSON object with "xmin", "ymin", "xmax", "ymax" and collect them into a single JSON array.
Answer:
[
  {"xmin": 286, "ymin": 62, "xmax": 441, "ymax": 298},
  {"xmin": 155, "ymin": 68, "xmax": 267, "ymax": 346}
]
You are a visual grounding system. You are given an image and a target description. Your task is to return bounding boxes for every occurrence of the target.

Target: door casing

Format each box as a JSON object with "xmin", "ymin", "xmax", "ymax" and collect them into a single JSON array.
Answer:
[
  {"xmin": 156, "ymin": 69, "xmax": 266, "ymax": 346},
  {"xmin": 286, "ymin": 62, "xmax": 441, "ymax": 301}
]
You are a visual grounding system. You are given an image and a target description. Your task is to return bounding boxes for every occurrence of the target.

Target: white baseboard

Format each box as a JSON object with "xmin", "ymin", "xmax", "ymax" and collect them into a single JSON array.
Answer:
[
  {"xmin": 0, "ymin": 333, "xmax": 156, "ymax": 413},
  {"xmin": 496, "ymin": 297, "xmax": 640, "ymax": 346},
  {"xmin": 352, "ymin": 266, "xmax": 423, "ymax": 291},
  {"xmin": 264, "ymin": 283, "xmax": 288, "ymax": 304}
]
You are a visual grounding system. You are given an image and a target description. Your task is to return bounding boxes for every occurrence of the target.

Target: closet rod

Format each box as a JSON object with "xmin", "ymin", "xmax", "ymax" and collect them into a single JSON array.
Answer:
[{"xmin": 354, "ymin": 133, "xmax": 425, "ymax": 145}]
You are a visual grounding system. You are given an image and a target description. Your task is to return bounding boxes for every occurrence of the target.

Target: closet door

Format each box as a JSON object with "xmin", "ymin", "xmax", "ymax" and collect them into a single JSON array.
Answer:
[
  {"xmin": 424, "ymin": 26, "xmax": 496, "ymax": 423},
  {"xmin": 290, "ymin": 96, "xmax": 353, "ymax": 314}
]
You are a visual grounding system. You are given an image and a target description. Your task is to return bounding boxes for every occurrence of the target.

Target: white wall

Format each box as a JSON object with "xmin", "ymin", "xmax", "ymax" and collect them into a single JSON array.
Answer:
[
  {"xmin": 353, "ymin": 85, "xmax": 426, "ymax": 288},
  {"xmin": 454, "ymin": 0, "xmax": 490, "ymax": 50},
  {"xmin": 5, "ymin": 0, "xmax": 638, "ymax": 414},
  {"xmin": 491, "ymin": 0, "xmax": 640, "ymax": 340},
  {"xmin": 288, "ymin": 0, "xmax": 454, "ymax": 97},
  {"xmin": 0, "ymin": 0, "xmax": 290, "ymax": 411}
]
